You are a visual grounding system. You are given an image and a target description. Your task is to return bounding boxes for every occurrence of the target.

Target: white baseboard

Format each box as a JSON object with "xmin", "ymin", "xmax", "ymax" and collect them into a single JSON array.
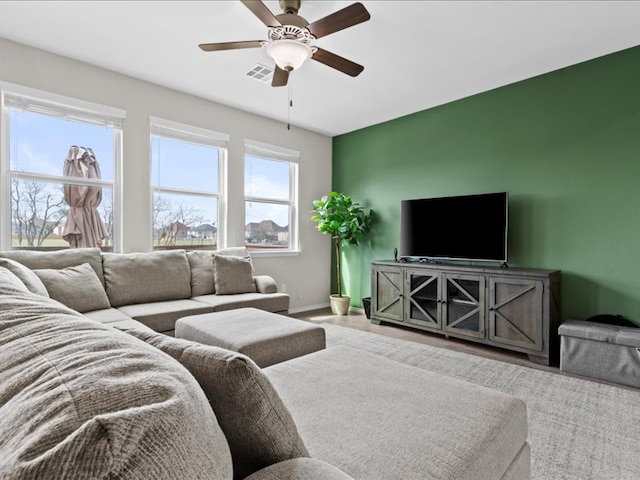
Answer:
[
  {"xmin": 289, "ymin": 303, "xmax": 330, "ymax": 314},
  {"xmin": 289, "ymin": 304, "xmax": 366, "ymax": 315}
]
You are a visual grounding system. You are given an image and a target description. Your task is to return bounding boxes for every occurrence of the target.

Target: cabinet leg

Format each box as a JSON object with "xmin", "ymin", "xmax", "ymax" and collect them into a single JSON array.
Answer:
[
  {"xmin": 370, "ymin": 318, "xmax": 381, "ymax": 325},
  {"xmin": 528, "ymin": 354, "xmax": 550, "ymax": 366}
]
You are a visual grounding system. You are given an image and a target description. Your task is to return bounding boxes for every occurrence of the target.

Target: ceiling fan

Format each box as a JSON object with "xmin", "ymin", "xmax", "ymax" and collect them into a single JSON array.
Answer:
[{"xmin": 199, "ymin": 0, "xmax": 371, "ymax": 87}]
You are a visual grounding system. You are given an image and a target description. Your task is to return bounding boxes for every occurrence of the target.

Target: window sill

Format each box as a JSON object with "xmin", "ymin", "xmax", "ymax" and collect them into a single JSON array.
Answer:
[{"xmin": 248, "ymin": 249, "xmax": 301, "ymax": 258}]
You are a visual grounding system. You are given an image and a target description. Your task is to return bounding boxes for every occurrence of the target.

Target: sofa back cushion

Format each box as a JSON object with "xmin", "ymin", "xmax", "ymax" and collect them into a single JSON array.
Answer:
[
  {"xmin": 102, "ymin": 250, "xmax": 192, "ymax": 307},
  {"xmin": 187, "ymin": 250, "xmax": 216, "ymax": 296},
  {"xmin": 125, "ymin": 328, "xmax": 309, "ymax": 480},
  {"xmin": 0, "ymin": 248, "xmax": 105, "ymax": 287},
  {"xmin": 0, "ymin": 289, "xmax": 233, "ymax": 480},
  {"xmin": 33, "ymin": 263, "xmax": 111, "ymax": 313},
  {"xmin": 0, "ymin": 258, "xmax": 49, "ymax": 296}
]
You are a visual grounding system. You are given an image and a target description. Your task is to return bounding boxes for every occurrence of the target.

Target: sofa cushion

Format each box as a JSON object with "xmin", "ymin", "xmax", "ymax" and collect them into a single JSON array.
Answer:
[
  {"xmin": 117, "ymin": 299, "xmax": 215, "ymax": 333},
  {"xmin": 214, "ymin": 254, "xmax": 257, "ymax": 295},
  {"xmin": 83, "ymin": 308, "xmax": 154, "ymax": 332},
  {"xmin": 0, "ymin": 267, "xmax": 30, "ymax": 293},
  {"xmin": 193, "ymin": 292, "xmax": 290, "ymax": 313},
  {"xmin": 0, "ymin": 247, "xmax": 104, "ymax": 287},
  {"xmin": 102, "ymin": 250, "xmax": 192, "ymax": 307},
  {"xmin": 124, "ymin": 328, "xmax": 309, "ymax": 480},
  {"xmin": 0, "ymin": 258, "xmax": 49, "ymax": 296},
  {"xmin": 83, "ymin": 307, "xmax": 136, "ymax": 324},
  {"xmin": 187, "ymin": 250, "xmax": 216, "ymax": 296},
  {"xmin": 33, "ymin": 263, "xmax": 111, "ymax": 313},
  {"xmin": 0, "ymin": 289, "xmax": 233, "ymax": 480}
]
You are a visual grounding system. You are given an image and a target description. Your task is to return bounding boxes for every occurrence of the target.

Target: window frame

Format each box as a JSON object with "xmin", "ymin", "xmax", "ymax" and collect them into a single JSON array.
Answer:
[
  {"xmin": 244, "ymin": 139, "xmax": 300, "ymax": 256},
  {"xmin": 149, "ymin": 116, "xmax": 228, "ymax": 251},
  {"xmin": 0, "ymin": 82, "xmax": 125, "ymax": 251}
]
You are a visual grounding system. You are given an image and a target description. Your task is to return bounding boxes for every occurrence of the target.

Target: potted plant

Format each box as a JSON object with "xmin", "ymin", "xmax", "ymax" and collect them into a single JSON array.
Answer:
[{"xmin": 311, "ymin": 192, "xmax": 374, "ymax": 315}]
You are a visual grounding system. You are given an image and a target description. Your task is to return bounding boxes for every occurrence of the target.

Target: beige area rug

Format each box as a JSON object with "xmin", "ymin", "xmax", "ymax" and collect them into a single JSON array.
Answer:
[{"xmin": 321, "ymin": 323, "xmax": 640, "ymax": 480}]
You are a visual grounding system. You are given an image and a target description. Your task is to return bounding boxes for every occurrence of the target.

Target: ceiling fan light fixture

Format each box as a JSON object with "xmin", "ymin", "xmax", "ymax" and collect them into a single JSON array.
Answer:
[{"xmin": 266, "ymin": 39, "xmax": 312, "ymax": 71}]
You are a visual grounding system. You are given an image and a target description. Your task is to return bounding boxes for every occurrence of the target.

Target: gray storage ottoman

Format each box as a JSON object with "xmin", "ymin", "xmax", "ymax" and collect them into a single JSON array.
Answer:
[
  {"xmin": 175, "ymin": 307, "xmax": 326, "ymax": 367},
  {"xmin": 559, "ymin": 320, "xmax": 640, "ymax": 388}
]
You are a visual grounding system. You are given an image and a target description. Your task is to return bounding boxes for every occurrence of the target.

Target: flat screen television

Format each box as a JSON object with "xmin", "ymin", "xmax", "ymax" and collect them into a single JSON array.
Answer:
[{"xmin": 399, "ymin": 191, "xmax": 508, "ymax": 263}]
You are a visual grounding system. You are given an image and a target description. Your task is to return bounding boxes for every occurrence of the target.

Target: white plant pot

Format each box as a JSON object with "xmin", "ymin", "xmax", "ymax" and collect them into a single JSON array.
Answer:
[{"xmin": 330, "ymin": 295, "xmax": 351, "ymax": 315}]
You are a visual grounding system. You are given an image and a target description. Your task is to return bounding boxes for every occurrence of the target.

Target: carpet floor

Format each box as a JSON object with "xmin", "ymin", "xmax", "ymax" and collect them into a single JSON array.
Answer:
[{"xmin": 321, "ymin": 323, "xmax": 640, "ymax": 480}]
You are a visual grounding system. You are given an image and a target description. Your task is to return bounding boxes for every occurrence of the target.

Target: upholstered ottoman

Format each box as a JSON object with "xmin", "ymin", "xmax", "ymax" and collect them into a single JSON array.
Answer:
[
  {"xmin": 175, "ymin": 307, "xmax": 326, "ymax": 367},
  {"xmin": 558, "ymin": 320, "xmax": 640, "ymax": 388},
  {"xmin": 265, "ymin": 346, "xmax": 530, "ymax": 480}
]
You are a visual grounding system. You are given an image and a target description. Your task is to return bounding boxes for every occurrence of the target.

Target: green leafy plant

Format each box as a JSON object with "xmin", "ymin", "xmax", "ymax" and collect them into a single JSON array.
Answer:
[{"xmin": 311, "ymin": 192, "xmax": 374, "ymax": 297}]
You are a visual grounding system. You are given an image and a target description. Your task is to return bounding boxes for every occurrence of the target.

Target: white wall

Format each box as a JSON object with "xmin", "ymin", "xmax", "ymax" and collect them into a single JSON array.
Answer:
[{"xmin": 0, "ymin": 37, "xmax": 333, "ymax": 312}]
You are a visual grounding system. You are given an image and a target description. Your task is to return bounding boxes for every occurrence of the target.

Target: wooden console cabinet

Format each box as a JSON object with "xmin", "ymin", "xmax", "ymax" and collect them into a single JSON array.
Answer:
[{"xmin": 371, "ymin": 260, "xmax": 560, "ymax": 365}]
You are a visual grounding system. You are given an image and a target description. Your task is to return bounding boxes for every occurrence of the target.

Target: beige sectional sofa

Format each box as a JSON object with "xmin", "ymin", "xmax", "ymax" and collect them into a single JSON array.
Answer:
[
  {"xmin": 0, "ymin": 247, "xmax": 289, "ymax": 335},
  {"xmin": 0, "ymin": 249, "xmax": 530, "ymax": 480}
]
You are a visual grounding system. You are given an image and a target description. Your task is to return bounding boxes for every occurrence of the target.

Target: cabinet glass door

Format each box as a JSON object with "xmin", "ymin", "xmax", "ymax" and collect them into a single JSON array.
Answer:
[
  {"xmin": 406, "ymin": 271, "xmax": 441, "ymax": 330},
  {"xmin": 443, "ymin": 274, "xmax": 485, "ymax": 339}
]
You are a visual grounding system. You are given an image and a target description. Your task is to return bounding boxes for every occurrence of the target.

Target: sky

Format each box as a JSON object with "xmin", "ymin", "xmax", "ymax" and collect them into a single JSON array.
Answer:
[
  {"xmin": 10, "ymin": 109, "xmax": 114, "ymax": 179},
  {"xmin": 10, "ymin": 109, "xmax": 291, "ymax": 229}
]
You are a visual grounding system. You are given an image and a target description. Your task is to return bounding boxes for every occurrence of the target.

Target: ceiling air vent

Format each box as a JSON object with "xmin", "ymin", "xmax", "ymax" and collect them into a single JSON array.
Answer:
[{"xmin": 245, "ymin": 64, "xmax": 274, "ymax": 84}]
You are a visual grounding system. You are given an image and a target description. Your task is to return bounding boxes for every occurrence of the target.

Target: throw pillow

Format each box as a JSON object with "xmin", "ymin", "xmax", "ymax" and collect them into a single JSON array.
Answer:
[
  {"xmin": 33, "ymin": 263, "xmax": 111, "ymax": 313},
  {"xmin": 215, "ymin": 247, "xmax": 253, "ymax": 265},
  {"xmin": 0, "ymin": 258, "xmax": 49, "ymax": 296},
  {"xmin": 0, "ymin": 266, "xmax": 30, "ymax": 293},
  {"xmin": 214, "ymin": 255, "xmax": 257, "ymax": 295},
  {"xmin": 254, "ymin": 275, "xmax": 278, "ymax": 294},
  {"xmin": 124, "ymin": 328, "xmax": 309, "ymax": 480},
  {"xmin": 187, "ymin": 250, "xmax": 216, "ymax": 296}
]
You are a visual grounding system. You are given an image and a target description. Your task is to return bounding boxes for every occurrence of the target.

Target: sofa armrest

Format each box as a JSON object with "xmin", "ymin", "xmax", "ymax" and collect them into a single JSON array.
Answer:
[
  {"xmin": 244, "ymin": 458, "xmax": 354, "ymax": 480},
  {"xmin": 254, "ymin": 275, "xmax": 278, "ymax": 294}
]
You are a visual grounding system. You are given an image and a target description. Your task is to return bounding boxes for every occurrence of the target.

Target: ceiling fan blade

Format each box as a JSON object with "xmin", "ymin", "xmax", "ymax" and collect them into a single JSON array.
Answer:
[
  {"xmin": 271, "ymin": 66, "xmax": 290, "ymax": 87},
  {"xmin": 312, "ymin": 48, "xmax": 364, "ymax": 77},
  {"xmin": 199, "ymin": 40, "xmax": 263, "ymax": 52},
  {"xmin": 306, "ymin": 2, "xmax": 370, "ymax": 39},
  {"xmin": 240, "ymin": 0, "xmax": 282, "ymax": 28}
]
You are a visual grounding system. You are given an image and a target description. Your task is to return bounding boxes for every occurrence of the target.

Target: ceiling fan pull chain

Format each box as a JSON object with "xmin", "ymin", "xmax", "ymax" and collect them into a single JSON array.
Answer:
[{"xmin": 287, "ymin": 75, "xmax": 293, "ymax": 130}]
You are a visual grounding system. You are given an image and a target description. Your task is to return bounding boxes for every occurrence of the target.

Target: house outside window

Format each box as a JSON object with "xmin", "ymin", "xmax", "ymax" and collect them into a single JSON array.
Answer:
[
  {"xmin": 150, "ymin": 117, "xmax": 228, "ymax": 250},
  {"xmin": 0, "ymin": 83, "xmax": 124, "ymax": 251},
  {"xmin": 244, "ymin": 139, "xmax": 299, "ymax": 253}
]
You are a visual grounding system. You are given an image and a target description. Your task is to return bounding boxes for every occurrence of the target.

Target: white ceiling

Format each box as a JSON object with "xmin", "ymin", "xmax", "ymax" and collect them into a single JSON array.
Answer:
[{"xmin": 0, "ymin": 1, "xmax": 639, "ymax": 137}]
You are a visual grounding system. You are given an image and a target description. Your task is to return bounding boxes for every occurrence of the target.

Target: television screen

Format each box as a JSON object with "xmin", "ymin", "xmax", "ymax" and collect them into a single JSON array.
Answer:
[{"xmin": 399, "ymin": 192, "xmax": 508, "ymax": 262}]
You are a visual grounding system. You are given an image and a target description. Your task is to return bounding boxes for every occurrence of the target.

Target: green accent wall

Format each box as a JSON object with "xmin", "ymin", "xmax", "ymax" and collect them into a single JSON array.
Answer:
[{"xmin": 332, "ymin": 45, "xmax": 640, "ymax": 325}]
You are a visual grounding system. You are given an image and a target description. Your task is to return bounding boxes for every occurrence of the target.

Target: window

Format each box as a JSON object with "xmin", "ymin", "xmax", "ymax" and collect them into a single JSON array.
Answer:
[
  {"xmin": 244, "ymin": 139, "xmax": 299, "ymax": 252},
  {"xmin": 150, "ymin": 117, "xmax": 227, "ymax": 250},
  {"xmin": 0, "ymin": 83, "xmax": 124, "ymax": 251}
]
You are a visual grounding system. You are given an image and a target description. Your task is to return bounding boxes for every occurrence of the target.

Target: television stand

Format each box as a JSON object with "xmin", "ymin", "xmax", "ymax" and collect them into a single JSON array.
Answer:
[{"xmin": 370, "ymin": 260, "xmax": 560, "ymax": 365}]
